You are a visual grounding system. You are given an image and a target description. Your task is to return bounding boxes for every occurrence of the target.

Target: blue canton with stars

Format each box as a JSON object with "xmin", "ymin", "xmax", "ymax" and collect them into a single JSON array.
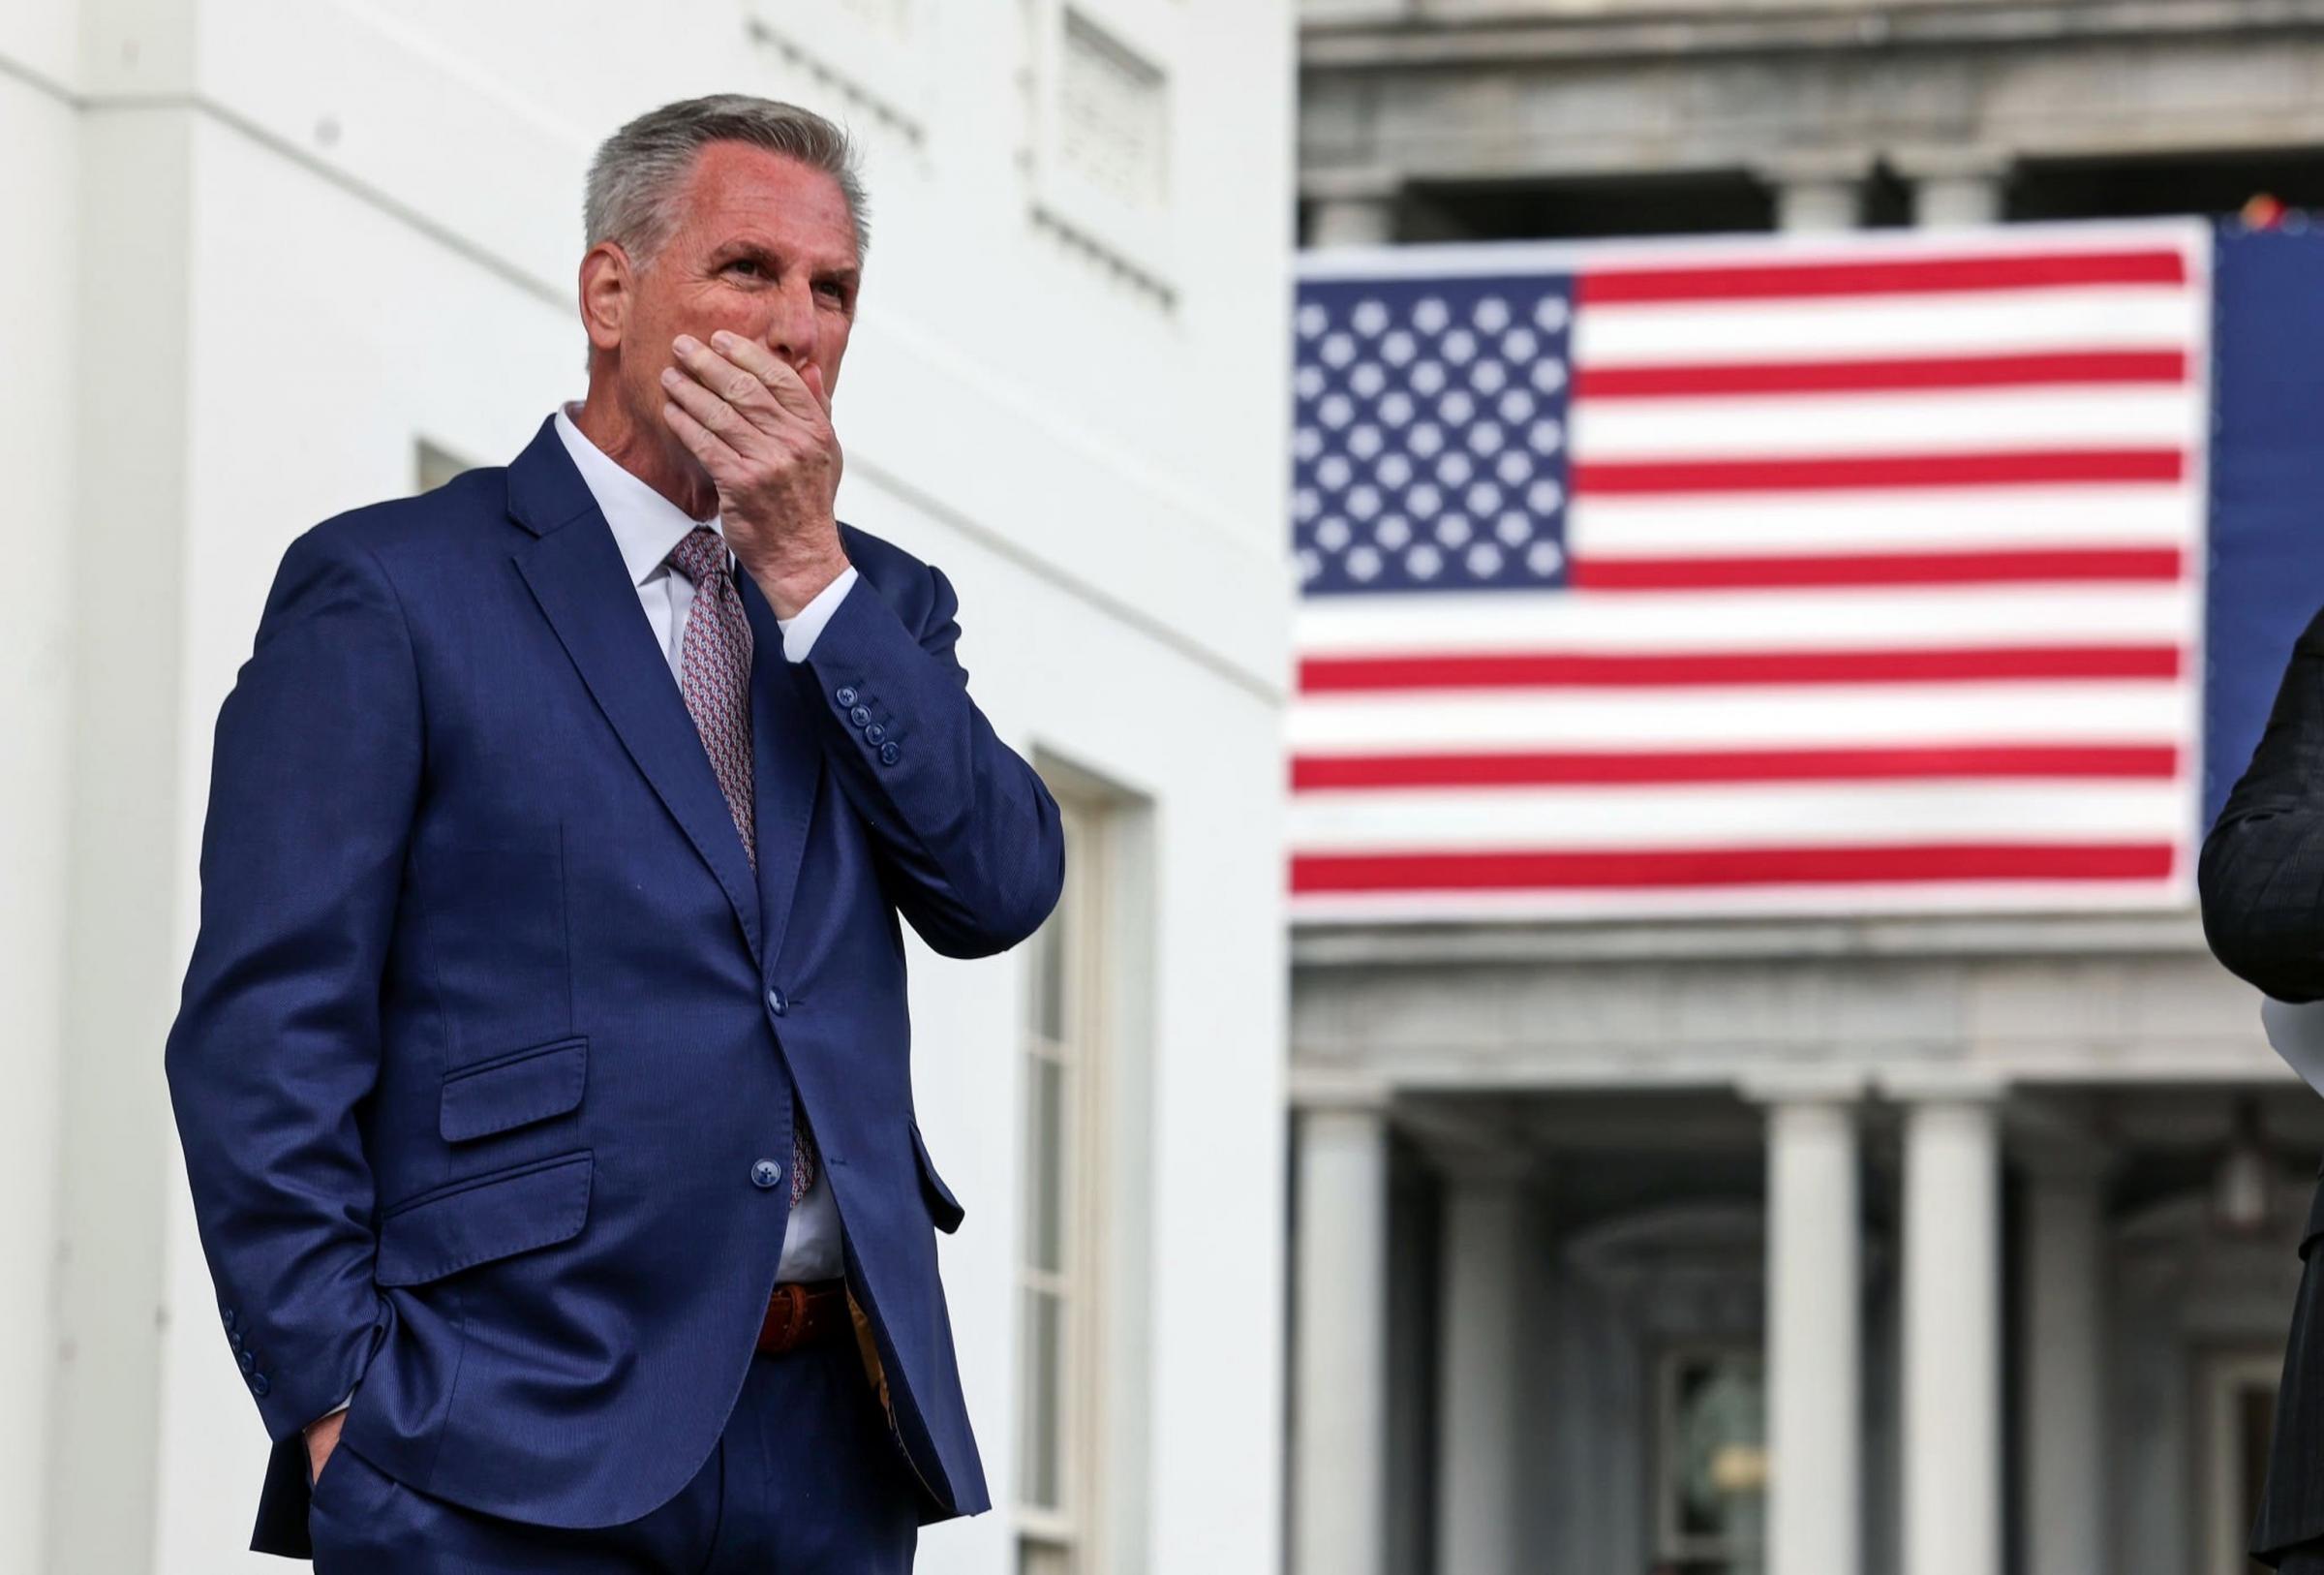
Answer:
[{"xmin": 1292, "ymin": 273, "xmax": 1575, "ymax": 597}]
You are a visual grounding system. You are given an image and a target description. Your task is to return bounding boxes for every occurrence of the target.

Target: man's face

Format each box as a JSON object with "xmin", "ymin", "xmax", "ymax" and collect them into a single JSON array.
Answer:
[{"xmin": 601, "ymin": 141, "xmax": 861, "ymax": 464}]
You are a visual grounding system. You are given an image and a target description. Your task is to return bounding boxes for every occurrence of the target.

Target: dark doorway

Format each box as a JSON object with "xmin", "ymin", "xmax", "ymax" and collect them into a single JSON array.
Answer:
[
  {"xmin": 2008, "ymin": 146, "xmax": 2324, "ymax": 221},
  {"xmin": 1401, "ymin": 170, "xmax": 1776, "ymax": 242}
]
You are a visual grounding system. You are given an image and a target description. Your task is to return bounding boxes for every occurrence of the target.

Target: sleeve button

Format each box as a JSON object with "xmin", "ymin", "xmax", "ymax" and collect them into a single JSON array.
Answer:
[
  {"xmin": 835, "ymin": 685, "xmax": 858, "ymax": 707},
  {"xmin": 848, "ymin": 704, "xmax": 872, "ymax": 728},
  {"xmin": 879, "ymin": 741, "xmax": 901, "ymax": 766}
]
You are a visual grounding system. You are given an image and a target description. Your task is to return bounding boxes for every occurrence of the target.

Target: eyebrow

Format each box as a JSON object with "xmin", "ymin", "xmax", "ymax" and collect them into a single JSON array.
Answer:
[{"xmin": 712, "ymin": 241, "xmax": 861, "ymax": 289}]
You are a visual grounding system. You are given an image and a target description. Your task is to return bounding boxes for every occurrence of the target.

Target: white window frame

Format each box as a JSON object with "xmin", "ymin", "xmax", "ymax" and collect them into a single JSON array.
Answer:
[
  {"xmin": 1017, "ymin": 792, "xmax": 1115, "ymax": 1572},
  {"xmin": 413, "ymin": 439, "xmax": 474, "ymax": 494},
  {"xmin": 1022, "ymin": 0, "xmax": 1180, "ymax": 299},
  {"xmin": 2197, "ymin": 1346, "xmax": 2283, "ymax": 1575},
  {"xmin": 745, "ymin": 0, "xmax": 934, "ymax": 149}
]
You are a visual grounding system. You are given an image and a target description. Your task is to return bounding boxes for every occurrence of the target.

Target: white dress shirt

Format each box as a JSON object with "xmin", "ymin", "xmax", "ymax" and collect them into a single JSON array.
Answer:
[
  {"xmin": 554, "ymin": 403, "xmax": 851, "ymax": 1286},
  {"xmin": 2264, "ymin": 996, "xmax": 2324, "ymax": 1096}
]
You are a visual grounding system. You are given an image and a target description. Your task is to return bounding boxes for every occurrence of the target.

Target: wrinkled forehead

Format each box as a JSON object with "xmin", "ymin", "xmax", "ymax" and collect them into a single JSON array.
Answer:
[{"xmin": 669, "ymin": 142, "xmax": 859, "ymax": 267}]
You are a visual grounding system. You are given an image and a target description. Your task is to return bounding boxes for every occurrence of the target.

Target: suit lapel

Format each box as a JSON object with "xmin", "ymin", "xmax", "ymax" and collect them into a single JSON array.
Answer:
[
  {"xmin": 505, "ymin": 418, "xmax": 762, "ymax": 956},
  {"xmin": 739, "ymin": 570, "xmax": 822, "ymax": 970}
]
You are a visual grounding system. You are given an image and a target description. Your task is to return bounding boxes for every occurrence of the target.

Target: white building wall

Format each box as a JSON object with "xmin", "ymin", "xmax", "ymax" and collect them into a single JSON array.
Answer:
[
  {"xmin": 2, "ymin": 1, "xmax": 1293, "ymax": 1570},
  {"xmin": 0, "ymin": 7, "xmax": 82, "ymax": 1573}
]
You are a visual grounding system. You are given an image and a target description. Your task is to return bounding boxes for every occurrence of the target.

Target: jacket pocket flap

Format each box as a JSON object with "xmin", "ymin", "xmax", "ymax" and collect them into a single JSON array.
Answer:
[
  {"xmin": 908, "ymin": 1119, "xmax": 964, "ymax": 1234},
  {"xmin": 440, "ymin": 1035, "xmax": 587, "ymax": 1143},
  {"xmin": 376, "ymin": 1151, "xmax": 594, "ymax": 1287}
]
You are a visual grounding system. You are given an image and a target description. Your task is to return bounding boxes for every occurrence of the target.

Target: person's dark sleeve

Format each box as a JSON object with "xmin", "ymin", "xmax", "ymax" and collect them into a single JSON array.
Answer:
[
  {"xmin": 791, "ymin": 559, "xmax": 1064, "ymax": 959},
  {"xmin": 2202, "ymin": 602, "xmax": 2324, "ymax": 1003},
  {"xmin": 163, "ymin": 523, "xmax": 418, "ymax": 1441}
]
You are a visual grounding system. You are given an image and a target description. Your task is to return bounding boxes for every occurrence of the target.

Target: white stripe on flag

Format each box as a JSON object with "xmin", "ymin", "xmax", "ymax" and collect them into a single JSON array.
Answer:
[
  {"xmin": 1574, "ymin": 288, "xmax": 2198, "ymax": 365},
  {"xmin": 1286, "ymin": 880, "xmax": 2186, "ymax": 925},
  {"xmin": 1569, "ymin": 386, "xmax": 2199, "ymax": 461},
  {"xmin": 1287, "ymin": 683, "xmax": 2188, "ymax": 751},
  {"xmin": 1293, "ymin": 586, "xmax": 2195, "ymax": 655},
  {"xmin": 1567, "ymin": 488, "xmax": 2196, "ymax": 557},
  {"xmin": 1286, "ymin": 780, "xmax": 2186, "ymax": 851}
]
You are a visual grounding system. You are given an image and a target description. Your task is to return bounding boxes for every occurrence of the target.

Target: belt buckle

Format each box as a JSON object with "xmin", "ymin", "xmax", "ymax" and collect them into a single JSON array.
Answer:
[{"xmin": 766, "ymin": 1282, "xmax": 809, "ymax": 1352}]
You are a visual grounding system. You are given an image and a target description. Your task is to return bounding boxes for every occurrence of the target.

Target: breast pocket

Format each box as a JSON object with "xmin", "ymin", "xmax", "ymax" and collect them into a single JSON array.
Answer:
[{"xmin": 441, "ymin": 1035, "xmax": 588, "ymax": 1143}]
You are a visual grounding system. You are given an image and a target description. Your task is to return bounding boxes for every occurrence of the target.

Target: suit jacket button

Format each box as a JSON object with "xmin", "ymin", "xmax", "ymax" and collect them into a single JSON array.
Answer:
[
  {"xmin": 835, "ymin": 685, "xmax": 858, "ymax": 707},
  {"xmin": 766, "ymin": 986, "xmax": 787, "ymax": 1016},
  {"xmin": 751, "ymin": 1158, "xmax": 783, "ymax": 1189},
  {"xmin": 879, "ymin": 741, "xmax": 901, "ymax": 766}
]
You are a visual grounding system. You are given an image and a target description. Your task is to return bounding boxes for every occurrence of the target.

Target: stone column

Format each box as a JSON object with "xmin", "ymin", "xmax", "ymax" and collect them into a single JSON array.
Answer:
[
  {"xmin": 1293, "ymin": 1095, "xmax": 1390, "ymax": 1575},
  {"xmin": 1892, "ymin": 145, "xmax": 2012, "ymax": 229},
  {"xmin": 1891, "ymin": 1074, "xmax": 2006, "ymax": 1575},
  {"xmin": 1306, "ymin": 169, "xmax": 1400, "ymax": 249},
  {"xmin": 1434, "ymin": 1156, "xmax": 1529, "ymax": 1575},
  {"xmin": 1758, "ymin": 149, "xmax": 1877, "ymax": 232},
  {"xmin": 2020, "ymin": 1148, "xmax": 2110, "ymax": 1575},
  {"xmin": 1746, "ymin": 1071, "xmax": 1864, "ymax": 1575}
]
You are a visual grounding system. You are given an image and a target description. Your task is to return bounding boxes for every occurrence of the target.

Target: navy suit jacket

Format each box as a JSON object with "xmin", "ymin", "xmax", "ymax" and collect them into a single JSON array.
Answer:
[
  {"xmin": 2200, "ymin": 602, "xmax": 2324, "ymax": 1560},
  {"xmin": 164, "ymin": 417, "xmax": 1064, "ymax": 1556}
]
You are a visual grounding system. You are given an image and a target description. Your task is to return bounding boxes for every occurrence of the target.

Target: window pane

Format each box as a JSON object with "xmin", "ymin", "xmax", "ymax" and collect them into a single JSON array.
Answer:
[
  {"xmin": 1665, "ymin": 1349, "xmax": 1766, "ymax": 1561},
  {"xmin": 1027, "ymin": 1057, "xmax": 1067, "ymax": 1273},
  {"xmin": 1019, "ymin": 1538, "xmax": 1072, "ymax": 1575},
  {"xmin": 1021, "ymin": 1286, "xmax": 1065, "ymax": 1510}
]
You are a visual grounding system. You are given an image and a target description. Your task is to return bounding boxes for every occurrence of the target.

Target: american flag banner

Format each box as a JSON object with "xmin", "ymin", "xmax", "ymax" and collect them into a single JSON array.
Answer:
[{"xmin": 1289, "ymin": 220, "xmax": 2214, "ymax": 922}]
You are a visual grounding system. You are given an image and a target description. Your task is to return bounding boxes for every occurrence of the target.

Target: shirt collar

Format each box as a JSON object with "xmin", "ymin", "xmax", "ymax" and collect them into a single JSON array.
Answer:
[{"xmin": 553, "ymin": 402, "xmax": 726, "ymax": 588}]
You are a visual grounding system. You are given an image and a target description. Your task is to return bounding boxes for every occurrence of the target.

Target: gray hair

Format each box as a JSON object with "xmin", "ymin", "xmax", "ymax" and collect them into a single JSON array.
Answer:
[{"xmin": 584, "ymin": 94, "xmax": 871, "ymax": 270}]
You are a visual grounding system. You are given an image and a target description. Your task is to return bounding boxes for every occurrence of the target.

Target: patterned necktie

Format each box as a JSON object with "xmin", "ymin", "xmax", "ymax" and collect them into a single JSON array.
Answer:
[{"xmin": 665, "ymin": 526, "xmax": 817, "ymax": 1206}]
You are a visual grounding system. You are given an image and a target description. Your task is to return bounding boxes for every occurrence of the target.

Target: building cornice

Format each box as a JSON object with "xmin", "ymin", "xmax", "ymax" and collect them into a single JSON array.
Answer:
[{"xmin": 1301, "ymin": 1, "xmax": 2324, "ymax": 71}]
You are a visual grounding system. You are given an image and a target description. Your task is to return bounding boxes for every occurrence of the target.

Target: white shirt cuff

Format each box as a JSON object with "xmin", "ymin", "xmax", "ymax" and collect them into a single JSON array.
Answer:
[
  {"xmin": 309, "ymin": 1391, "xmax": 353, "ymax": 1430},
  {"xmin": 775, "ymin": 563, "xmax": 858, "ymax": 663}
]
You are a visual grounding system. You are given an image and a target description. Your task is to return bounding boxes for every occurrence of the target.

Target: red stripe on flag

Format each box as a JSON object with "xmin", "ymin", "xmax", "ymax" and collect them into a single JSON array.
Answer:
[
  {"xmin": 1290, "ymin": 842, "xmax": 2177, "ymax": 893},
  {"xmin": 1290, "ymin": 744, "xmax": 2180, "ymax": 789},
  {"xmin": 1574, "ymin": 350, "xmax": 2189, "ymax": 399},
  {"xmin": 1569, "ymin": 547, "xmax": 2183, "ymax": 591},
  {"xmin": 1575, "ymin": 249, "xmax": 2188, "ymax": 305},
  {"xmin": 1297, "ymin": 644, "xmax": 2183, "ymax": 693},
  {"xmin": 1572, "ymin": 448, "xmax": 2186, "ymax": 495}
]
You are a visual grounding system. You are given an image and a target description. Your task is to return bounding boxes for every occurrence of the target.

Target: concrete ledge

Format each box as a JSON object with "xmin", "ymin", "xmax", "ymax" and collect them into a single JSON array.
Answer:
[{"xmin": 1293, "ymin": 910, "xmax": 2215, "ymax": 967}]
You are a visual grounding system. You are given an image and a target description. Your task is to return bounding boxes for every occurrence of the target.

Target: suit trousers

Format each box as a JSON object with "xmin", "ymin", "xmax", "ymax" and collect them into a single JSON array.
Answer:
[{"xmin": 304, "ymin": 1337, "xmax": 921, "ymax": 1572}]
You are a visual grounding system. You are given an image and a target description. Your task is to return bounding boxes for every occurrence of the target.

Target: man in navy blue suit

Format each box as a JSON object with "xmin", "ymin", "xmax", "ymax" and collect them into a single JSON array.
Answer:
[{"xmin": 164, "ymin": 94, "xmax": 1064, "ymax": 1570}]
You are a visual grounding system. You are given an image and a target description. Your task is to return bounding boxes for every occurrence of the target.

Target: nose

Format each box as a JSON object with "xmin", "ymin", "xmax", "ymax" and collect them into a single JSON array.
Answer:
[{"xmin": 759, "ymin": 276, "xmax": 818, "ymax": 375}]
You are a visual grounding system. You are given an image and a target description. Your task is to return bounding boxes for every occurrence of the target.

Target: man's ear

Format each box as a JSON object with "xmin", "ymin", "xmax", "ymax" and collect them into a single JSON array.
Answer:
[{"xmin": 578, "ymin": 241, "xmax": 633, "ymax": 355}]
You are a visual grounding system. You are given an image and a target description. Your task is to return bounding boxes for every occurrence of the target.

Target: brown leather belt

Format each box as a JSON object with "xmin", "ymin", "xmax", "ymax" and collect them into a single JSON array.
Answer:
[{"xmin": 756, "ymin": 1279, "xmax": 850, "ymax": 1357}]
